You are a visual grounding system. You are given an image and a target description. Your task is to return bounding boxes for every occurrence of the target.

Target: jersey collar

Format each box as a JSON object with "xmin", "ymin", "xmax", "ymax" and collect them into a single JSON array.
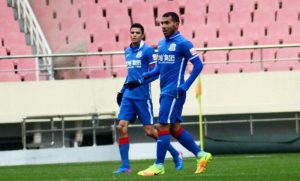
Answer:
[
  {"xmin": 130, "ymin": 40, "xmax": 144, "ymax": 52},
  {"xmin": 166, "ymin": 31, "xmax": 180, "ymax": 40}
]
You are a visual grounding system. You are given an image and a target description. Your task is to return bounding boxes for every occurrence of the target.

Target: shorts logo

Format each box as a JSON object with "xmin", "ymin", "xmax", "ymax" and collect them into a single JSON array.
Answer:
[
  {"xmin": 168, "ymin": 43, "xmax": 176, "ymax": 51},
  {"xmin": 136, "ymin": 51, "xmax": 142, "ymax": 58}
]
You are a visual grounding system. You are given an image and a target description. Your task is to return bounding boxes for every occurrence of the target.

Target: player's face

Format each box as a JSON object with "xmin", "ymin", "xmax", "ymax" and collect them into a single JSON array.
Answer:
[
  {"xmin": 161, "ymin": 16, "xmax": 179, "ymax": 37},
  {"xmin": 130, "ymin": 27, "xmax": 144, "ymax": 46}
]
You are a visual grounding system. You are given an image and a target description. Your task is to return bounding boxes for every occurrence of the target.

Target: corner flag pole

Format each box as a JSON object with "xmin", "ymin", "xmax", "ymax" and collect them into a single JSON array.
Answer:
[{"xmin": 195, "ymin": 76, "xmax": 204, "ymax": 150}]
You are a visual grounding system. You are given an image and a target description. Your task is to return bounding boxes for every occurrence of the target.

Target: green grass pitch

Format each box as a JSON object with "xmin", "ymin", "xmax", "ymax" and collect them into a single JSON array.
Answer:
[{"xmin": 0, "ymin": 153, "xmax": 300, "ymax": 181}]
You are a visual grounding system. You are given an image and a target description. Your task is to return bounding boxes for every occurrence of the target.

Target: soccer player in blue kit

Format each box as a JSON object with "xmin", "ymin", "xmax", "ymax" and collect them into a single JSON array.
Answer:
[
  {"xmin": 113, "ymin": 23, "xmax": 183, "ymax": 174},
  {"xmin": 136, "ymin": 12, "xmax": 212, "ymax": 176}
]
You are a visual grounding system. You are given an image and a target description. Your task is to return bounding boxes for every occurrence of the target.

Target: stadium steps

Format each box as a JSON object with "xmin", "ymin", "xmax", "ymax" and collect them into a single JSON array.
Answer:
[{"xmin": 0, "ymin": 0, "xmax": 37, "ymax": 82}]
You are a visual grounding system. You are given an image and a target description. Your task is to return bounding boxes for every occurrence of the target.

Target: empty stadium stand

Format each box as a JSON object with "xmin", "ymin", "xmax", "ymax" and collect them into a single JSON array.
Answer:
[
  {"xmin": 0, "ymin": 0, "xmax": 299, "ymax": 81},
  {"xmin": 0, "ymin": 0, "xmax": 36, "ymax": 82}
]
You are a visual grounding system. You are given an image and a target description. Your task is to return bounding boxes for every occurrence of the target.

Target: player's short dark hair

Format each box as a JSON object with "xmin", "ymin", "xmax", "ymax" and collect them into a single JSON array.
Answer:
[
  {"xmin": 130, "ymin": 23, "xmax": 144, "ymax": 34},
  {"xmin": 162, "ymin": 12, "xmax": 180, "ymax": 23}
]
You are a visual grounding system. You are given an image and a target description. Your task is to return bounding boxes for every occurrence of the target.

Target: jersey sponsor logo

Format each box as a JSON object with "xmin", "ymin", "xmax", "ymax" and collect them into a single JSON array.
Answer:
[
  {"xmin": 168, "ymin": 43, "xmax": 176, "ymax": 51},
  {"xmin": 189, "ymin": 48, "xmax": 197, "ymax": 56},
  {"xmin": 136, "ymin": 51, "xmax": 142, "ymax": 58},
  {"xmin": 158, "ymin": 54, "xmax": 175, "ymax": 64},
  {"xmin": 152, "ymin": 54, "xmax": 158, "ymax": 61},
  {"xmin": 126, "ymin": 59, "xmax": 142, "ymax": 68}
]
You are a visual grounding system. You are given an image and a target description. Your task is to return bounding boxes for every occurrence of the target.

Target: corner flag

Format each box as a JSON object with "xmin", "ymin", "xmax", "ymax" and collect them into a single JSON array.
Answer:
[{"xmin": 195, "ymin": 76, "xmax": 204, "ymax": 150}]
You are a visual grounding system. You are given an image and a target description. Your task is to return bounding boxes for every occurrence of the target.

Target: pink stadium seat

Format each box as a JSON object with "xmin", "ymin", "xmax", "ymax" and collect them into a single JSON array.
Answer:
[
  {"xmin": 85, "ymin": 56, "xmax": 104, "ymax": 68},
  {"xmin": 108, "ymin": 16, "xmax": 131, "ymax": 34},
  {"xmin": 184, "ymin": 0, "xmax": 207, "ymax": 14},
  {"xmin": 0, "ymin": 2, "xmax": 15, "ymax": 18},
  {"xmin": 215, "ymin": 63, "xmax": 244, "ymax": 73},
  {"xmin": 261, "ymin": 48, "xmax": 276, "ymax": 63},
  {"xmin": 206, "ymin": 38, "xmax": 229, "ymax": 48},
  {"xmin": 3, "ymin": 33, "xmax": 27, "ymax": 48},
  {"xmin": 156, "ymin": 0, "xmax": 180, "ymax": 19},
  {"xmin": 104, "ymin": 3, "xmax": 130, "ymax": 33},
  {"xmin": 267, "ymin": 22, "xmax": 289, "ymax": 41},
  {"xmin": 208, "ymin": 0, "xmax": 232, "ymax": 13},
  {"xmin": 16, "ymin": 59, "xmax": 36, "ymax": 71},
  {"xmin": 274, "ymin": 48, "xmax": 300, "ymax": 71},
  {"xmin": 89, "ymin": 69, "xmax": 112, "ymax": 78},
  {"xmin": 84, "ymin": 56, "xmax": 112, "ymax": 79},
  {"xmin": 132, "ymin": 14, "xmax": 156, "ymax": 31},
  {"xmin": 276, "ymin": 9, "xmax": 299, "ymax": 24},
  {"xmin": 144, "ymin": 26, "xmax": 162, "ymax": 47},
  {"xmin": 81, "ymin": 1, "xmax": 102, "ymax": 15},
  {"xmin": 0, "ymin": 73, "xmax": 21, "ymax": 82},
  {"xmin": 259, "ymin": 36, "xmax": 282, "ymax": 46},
  {"xmin": 219, "ymin": 24, "xmax": 242, "ymax": 41},
  {"xmin": 0, "ymin": 19, "xmax": 20, "ymax": 32},
  {"xmin": 122, "ymin": 0, "xmax": 145, "ymax": 6},
  {"xmin": 229, "ymin": 11, "xmax": 252, "ymax": 26},
  {"xmin": 20, "ymin": 73, "xmax": 37, "ymax": 81},
  {"xmin": 243, "ymin": 23, "xmax": 266, "ymax": 40},
  {"xmin": 201, "ymin": 64, "xmax": 221, "ymax": 74},
  {"xmin": 206, "ymin": 12, "xmax": 229, "ymax": 26},
  {"xmin": 180, "ymin": 28, "xmax": 193, "ymax": 39},
  {"xmin": 0, "ymin": 59, "xmax": 15, "ymax": 71},
  {"xmin": 253, "ymin": 11, "xmax": 276, "ymax": 26},
  {"xmin": 203, "ymin": 51, "xmax": 228, "ymax": 63},
  {"xmin": 130, "ymin": 1, "xmax": 155, "ymax": 30},
  {"xmin": 229, "ymin": 50, "xmax": 261, "ymax": 72},
  {"xmin": 232, "ymin": 0, "xmax": 255, "ymax": 13},
  {"xmin": 231, "ymin": 37, "xmax": 255, "ymax": 47},
  {"xmin": 87, "ymin": 28, "xmax": 116, "ymax": 52},
  {"xmin": 130, "ymin": 1, "xmax": 154, "ymax": 20},
  {"xmin": 281, "ymin": 0, "xmax": 300, "ymax": 11},
  {"xmin": 98, "ymin": 42, "xmax": 126, "ymax": 77},
  {"xmin": 256, "ymin": 0, "xmax": 280, "ymax": 12},
  {"xmin": 194, "ymin": 25, "xmax": 218, "ymax": 43},
  {"xmin": 182, "ymin": 12, "xmax": 206, "ymax": 31},
  {"xmin": 118, "ymin": 28, "xmax": 131, "ymax": 47},
  {"xmin": 37, "ymin": 17, "xmax": 58, "ymax": 32},
  {"xmin": 284, "ymin": 24, "xmax": 300, "ymax": 44}
]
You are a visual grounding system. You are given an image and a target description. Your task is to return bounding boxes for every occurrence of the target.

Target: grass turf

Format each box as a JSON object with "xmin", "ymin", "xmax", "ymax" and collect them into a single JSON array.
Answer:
[{"xmin": 0, "ymin": 153, "xmax": 299, "ymax": 181}]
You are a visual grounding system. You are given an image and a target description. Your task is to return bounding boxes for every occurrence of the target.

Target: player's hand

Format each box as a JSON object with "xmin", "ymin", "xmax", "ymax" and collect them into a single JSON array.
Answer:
[
  {"xmin": 142, "ymin": 72, "xmax": 150, "ymax": 79},
  {"xmin": 176, "ymin": 86, "xmax": 186, "ymax": 98},
  {"xmin": 116, "ymin": 92, "xmax": 123, "ymax": 106},
  {"xmin": 126, "ymin": 80, "xmax": 142, "ymax": 90}
]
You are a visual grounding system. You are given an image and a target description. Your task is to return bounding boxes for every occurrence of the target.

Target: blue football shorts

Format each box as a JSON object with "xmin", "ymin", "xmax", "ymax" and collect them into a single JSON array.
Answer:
[
  {"xmin": 117, "ymin": 97, "xmax": 154, "ymax": 125},
  {"xmin": 158, "ymin": 94, "xmax": 186, "ymax": 124}
]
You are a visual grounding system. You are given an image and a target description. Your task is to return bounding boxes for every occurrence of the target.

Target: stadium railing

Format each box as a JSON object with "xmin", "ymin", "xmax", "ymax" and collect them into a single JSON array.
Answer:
[
  {"xmin": 11, "ymin": 0, "xmax": 54, "ymax": 80},
  {"xmin": 1, "ymin": 43, "xmax": 300, "ymax": 79},
  {"xmin": 22, "ymin": 112, "xmax": 116, "ymax": 150}
]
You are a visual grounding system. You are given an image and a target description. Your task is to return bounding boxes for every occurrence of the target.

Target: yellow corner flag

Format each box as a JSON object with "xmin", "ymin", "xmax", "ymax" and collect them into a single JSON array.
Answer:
[{"xmin": 195, "ymin": 76, "xmax": 204, "ymax": 150}]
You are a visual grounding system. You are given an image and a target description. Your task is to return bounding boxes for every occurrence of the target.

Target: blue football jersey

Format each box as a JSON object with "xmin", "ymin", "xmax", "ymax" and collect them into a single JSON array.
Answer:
[
  {"xmin": 157, "ymin": 31, "xmax": 202, "ymax": 96},
  {"xmin": 123, "ymin": 41, "xmax": 156, "ymax": 99}
]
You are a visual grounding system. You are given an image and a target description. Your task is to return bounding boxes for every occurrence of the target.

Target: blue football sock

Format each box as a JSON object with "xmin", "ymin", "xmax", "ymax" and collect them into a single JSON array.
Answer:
[
  {"xmin": 173, "ymin": 127, "xmax": 201, "ymax": 157},
  {"xmin": 118, "ymin": 137, "xmax": 130, "ymax": 168},
  {"xmin": 167, "ymin": 144, "xmax": 179, "ymax": 159},
  {"xmin": 155, "ymin": 130, "xmax": 170, "ymax": 164}
]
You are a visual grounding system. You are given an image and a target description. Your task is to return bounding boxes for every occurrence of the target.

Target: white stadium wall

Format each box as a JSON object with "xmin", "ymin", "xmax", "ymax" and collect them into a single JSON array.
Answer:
[{"xmin": 0, "ymin": 71, "xmax": 299, "ymax": 124}]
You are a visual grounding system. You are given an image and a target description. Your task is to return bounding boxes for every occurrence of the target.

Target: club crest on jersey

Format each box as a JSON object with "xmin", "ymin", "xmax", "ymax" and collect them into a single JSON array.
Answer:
[
  {"xmin": 168, "ymin": 43, "xmax": 176, "ymax": 51},
  {"xmin": 136, "ymin": 51, "xmax": 142, "ymax": 58}
]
